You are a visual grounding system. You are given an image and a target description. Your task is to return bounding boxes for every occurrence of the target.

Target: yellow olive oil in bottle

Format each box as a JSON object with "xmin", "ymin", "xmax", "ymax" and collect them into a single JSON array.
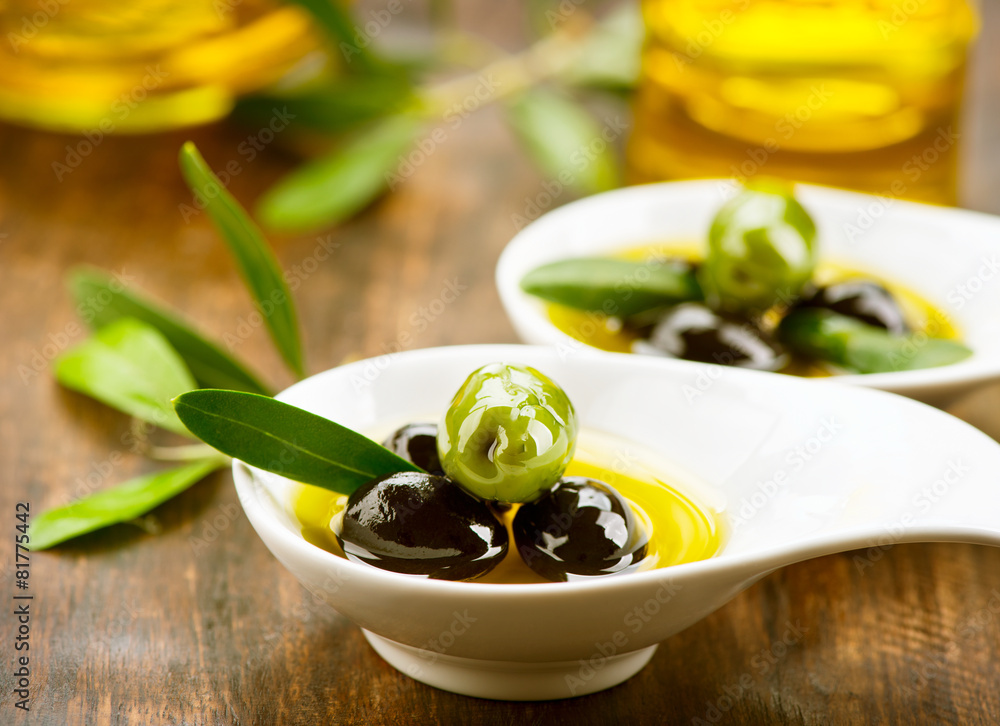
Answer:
[
  {"xmin": 628, "ymin": 0, "xmax": 979, "ymax": 204},
  {"xmin": 0, "ymin": 0, "xmax": 321, "ymax": 132}
]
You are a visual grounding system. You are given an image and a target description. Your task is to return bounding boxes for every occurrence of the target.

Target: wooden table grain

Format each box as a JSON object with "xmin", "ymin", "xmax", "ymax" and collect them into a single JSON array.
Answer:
[{"xmin": 3, "ymin": 2, "xmax": 1000, "ymax": 724}]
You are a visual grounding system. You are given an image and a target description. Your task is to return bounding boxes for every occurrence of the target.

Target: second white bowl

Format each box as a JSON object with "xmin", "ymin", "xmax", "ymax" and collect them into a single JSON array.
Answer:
[{"xmin": 496, "ymin": 180, "xmax": 1000, "ymax": 407}]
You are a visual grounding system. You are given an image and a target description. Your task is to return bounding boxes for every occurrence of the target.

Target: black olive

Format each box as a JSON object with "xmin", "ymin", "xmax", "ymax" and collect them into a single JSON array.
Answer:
[
  {"xmin": 337, "ymin": 472, "xmax": 507, "ymax": 581},
  {"xmin": 383, "ymin": 423, "xmax": 444, "ymax": 475},
  {"xmin": 631, "ymin": 302, "xmax": 787, "ymax": 371},
  {"xmin": 795, "ymin": 281, "xmax": 909, "ymax": 334},
  {"xmin": 513, "ymin": 477, "xmax": 648, "ymax": 582}
]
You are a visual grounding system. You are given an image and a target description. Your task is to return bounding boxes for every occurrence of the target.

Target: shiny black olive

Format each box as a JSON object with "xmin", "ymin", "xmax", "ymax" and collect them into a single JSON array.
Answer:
[
  {"xmin": 513, "ymin": 477, "xmax": 648, "ymax": 582},
  {"xmin": 631, "ymin": 302, "xmax": 787, "ymax": 371},
  {"xmin": 383, "ymin": 423, "xmax": 444, "ymax": 475},
  {"xmin": 337, "ymin": 472, "xmax": 507, "ymax": 581},
  {"xmin": 794, "ymin": 281, "xmax": 910, "ymax": 335}
]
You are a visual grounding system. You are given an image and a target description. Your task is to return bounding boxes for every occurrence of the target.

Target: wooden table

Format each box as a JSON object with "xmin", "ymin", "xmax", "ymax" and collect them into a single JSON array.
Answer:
[{"xmin": 3, "ymin": 2, "xmax": 1000, "ymax": 724}]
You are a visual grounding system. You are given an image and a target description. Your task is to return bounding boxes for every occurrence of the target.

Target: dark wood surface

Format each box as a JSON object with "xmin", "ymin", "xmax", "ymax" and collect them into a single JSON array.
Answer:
[{"xmin": 3, "ymin": 2, "xmax": 1000, "ymax": 724}]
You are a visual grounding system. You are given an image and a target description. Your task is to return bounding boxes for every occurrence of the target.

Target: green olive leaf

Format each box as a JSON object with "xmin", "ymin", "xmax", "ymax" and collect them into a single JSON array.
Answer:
[
  {"xmin": 520, "ymin": 257, "xmax": 702, "ymax": 317},
  {"xmin": 778, "ymin": 309, "xmax": 973, "ymax": 374},
  {"xmin": 28, "ymin": 458, "xmax": 226, "ymax": 550},
  {"xmin": 284, "ymin": 0, "xmax": 380, "ymax": 73},
  {"xmin": 255, "ymin": 115, "xmax": 422, "ymax": 233},
  {"xmin": 179, "ymin": 142, "xmax": 305, "ymax": 378},
  {"xmin": 234, "ymin": 77, "xmax": 415, "ymax": 135},
  {"xmin": 70, "ymin": 266, "xmax": 272, "ymax": 396},
  {"xmin": 562, "ymin": 4, "xmax": 643, "ymax": 91},
  {"xmin": 173, "ymin": 389, "xmax": 422, "ymax": 493},
  {"xmin": 55, "ymin": 318, "xmax": 197, "ymax": 435},
  {"xmin": 505, "ymin": 88, "xmax": 620, "ymax": 196}
]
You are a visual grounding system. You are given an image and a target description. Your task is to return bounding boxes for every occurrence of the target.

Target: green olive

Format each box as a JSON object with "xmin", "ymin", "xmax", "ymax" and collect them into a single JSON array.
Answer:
[
  {"xmin": 437, "ymin": 363, "xmax": 578, "ymax": 503},
  {"xmin": 699, "ymin": 181, "xmax": 817, "ymax": 313}
]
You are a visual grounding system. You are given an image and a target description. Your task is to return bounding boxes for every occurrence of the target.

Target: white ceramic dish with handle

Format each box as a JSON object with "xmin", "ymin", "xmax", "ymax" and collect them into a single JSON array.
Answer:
[
  {"xmin": 233, "ymin": 344, "xmax": 1000, "ymax": 701},
  {"xmin": 496, "ymin": 180, "xmax": 1000, "ymax": 408}
]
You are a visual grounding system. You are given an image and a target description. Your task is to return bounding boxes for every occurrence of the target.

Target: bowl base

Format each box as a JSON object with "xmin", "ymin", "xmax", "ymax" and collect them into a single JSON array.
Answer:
[{"xmin": 362, "ymin": 630, "xmax": 659, "ymax": 701}]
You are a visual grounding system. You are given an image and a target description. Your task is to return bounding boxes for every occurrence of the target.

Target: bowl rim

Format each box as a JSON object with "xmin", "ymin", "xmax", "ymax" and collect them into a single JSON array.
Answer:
[
  {"xmin": 232, "ymin": 343, "xmax": 1000, "ymax": 602},
  {"xmin": 495, "ymin": 179, "xmax": 1000, "ymax": 392}
]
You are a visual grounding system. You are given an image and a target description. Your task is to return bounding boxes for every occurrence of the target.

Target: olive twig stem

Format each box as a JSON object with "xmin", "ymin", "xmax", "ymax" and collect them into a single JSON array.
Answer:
[
  {"xmin": 419, "ymin": 14, "xmax": 594, "ymax": 116},
  {"xmin": 145, "ymin": 444, "xmax": 228, "ymax": 462},
  {"xmin": 431, "ymin": 29, "xmax": 508, "ymax": 69},
  {"xmin": 428, "ymin": 0, "xmax": 457, "ymax": 31}
]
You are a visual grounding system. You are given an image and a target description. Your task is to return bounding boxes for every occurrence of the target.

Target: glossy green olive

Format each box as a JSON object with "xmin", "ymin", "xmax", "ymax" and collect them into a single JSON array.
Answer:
[
  {"xmin": 437, "ymin": 363, "xmax": 578, "ymax": 503},
  {"xmin": 699, "ymin": 182, "xmax": 817, "ymax": 313}
]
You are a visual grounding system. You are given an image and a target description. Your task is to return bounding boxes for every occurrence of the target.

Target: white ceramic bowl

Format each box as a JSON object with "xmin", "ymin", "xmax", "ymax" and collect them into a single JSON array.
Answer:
[
  {"xmin": 497, "ymin": 180, "xmax": 1000, "ymax": 408},
  {"xmin": 233, "ymin": 345, "xmax": 1000, "ymax": 701}
]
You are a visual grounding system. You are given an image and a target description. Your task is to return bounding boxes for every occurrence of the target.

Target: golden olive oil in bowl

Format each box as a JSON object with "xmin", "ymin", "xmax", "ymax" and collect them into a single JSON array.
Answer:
[
  {"xmin": 294, "ymin": 429, "xmax": 725, "ymax": 584},
  {"xmin": 544, "ymin": 242, "xmax": 961, "ymax": 376}
]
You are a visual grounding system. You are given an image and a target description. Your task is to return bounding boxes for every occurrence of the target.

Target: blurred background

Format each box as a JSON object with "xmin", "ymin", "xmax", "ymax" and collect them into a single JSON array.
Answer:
[
  {"xmin": 0, "ymin": 0, "xmax": 994, "ymax": 230},
  {"xmin": 0, "ymin": 0, "xmax": 997, "ymax": 394},
  {"xmin": 3, "ymin": 5, "xmax": 1000, "ymax": 721}
]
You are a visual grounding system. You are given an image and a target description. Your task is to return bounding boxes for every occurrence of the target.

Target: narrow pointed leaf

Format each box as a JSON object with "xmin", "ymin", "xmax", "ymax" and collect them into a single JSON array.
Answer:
[
  {"xmin": 285, "ymin": 0, "xmax": 379, "ymax": 73},
  {"xmin": 521, "ymin": 257, "xmax": 702, "ymax": 317},
  {"xmin": 179, "ymin": 142, "xmax": 305, "ymax": 378},
  {"xmin": 173, "ymin": 389, "xmax": 421, "ymax": 493},
  {"xmin": 28, "ymin": 458, "xmax": 226, "ymax": 550},
  {"xmin": 778, "ymin": 309, "xmax": 973, "ymax": 373},
  {"xmin": 256, "ymin": 115, "xmax": 422, "ymax": 233},
  {"xmin": 70, "ymin": 266, "xmax": 271, "ymax": 395},
  {"xmin": 563, "ymin": 4, "xmax": 643, "ymax": 90},
  {"xmin": 234, "ymin": 77, "xmax": 413, "ymax": 134},
  {"xmin": 55, "ymin": 318, "xmax": 196, "ymax": 435},
  {"xmin": 506, "ymin": 89, "xmax": 620, "ymax": 195}
]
